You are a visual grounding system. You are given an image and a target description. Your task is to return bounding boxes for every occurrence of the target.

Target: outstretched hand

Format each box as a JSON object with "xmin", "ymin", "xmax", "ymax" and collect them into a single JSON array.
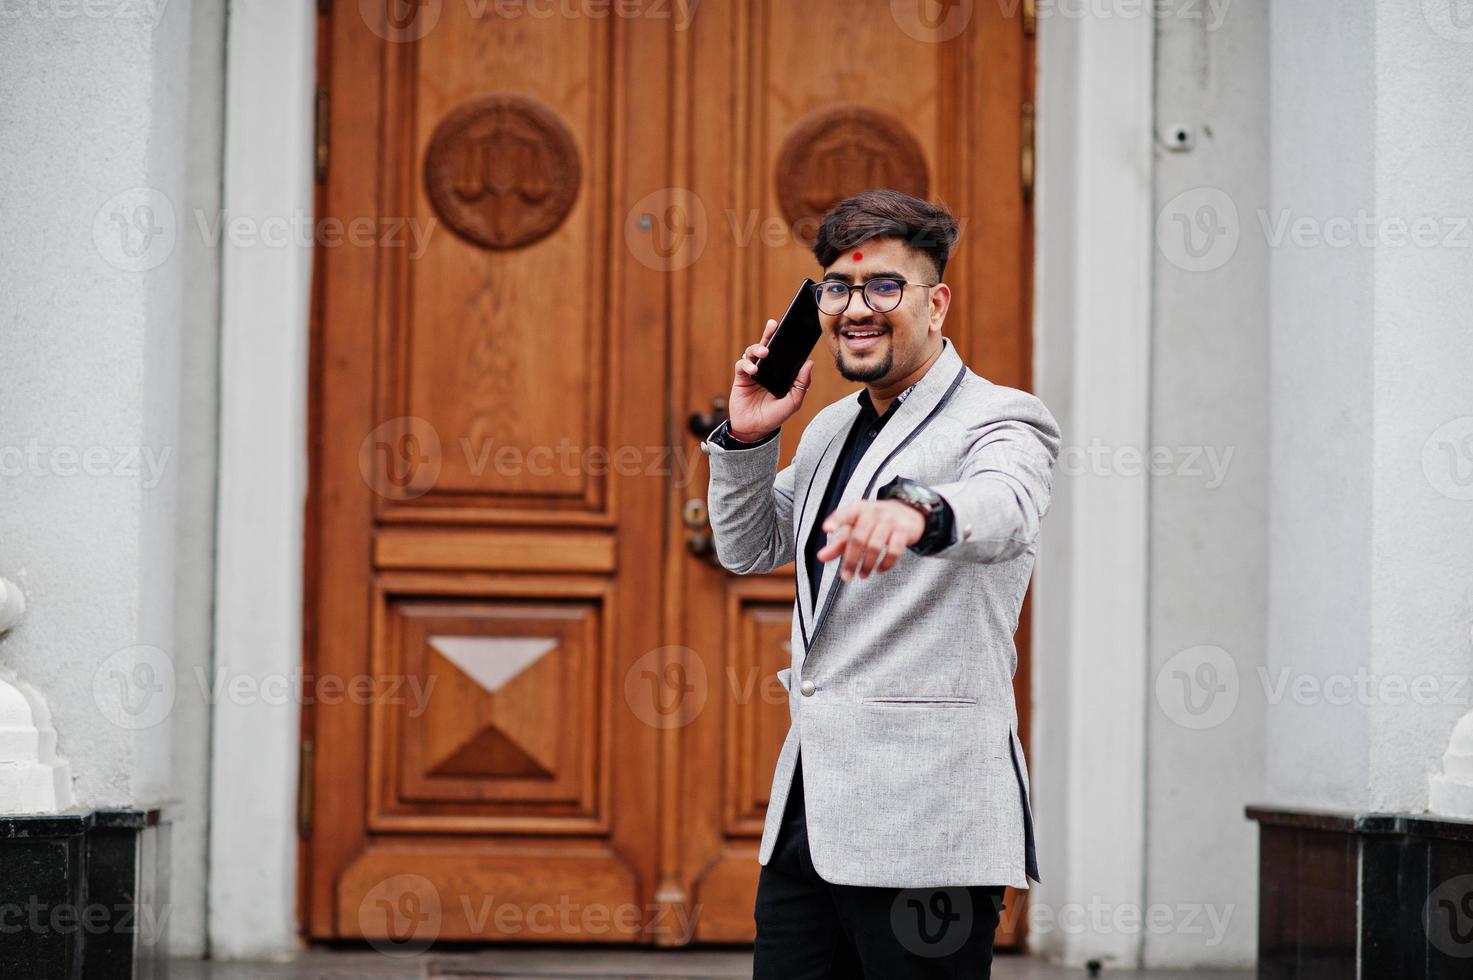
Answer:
[{"xmin": 817, "ymin": 500, "xmax": 926, "ymax": 581}]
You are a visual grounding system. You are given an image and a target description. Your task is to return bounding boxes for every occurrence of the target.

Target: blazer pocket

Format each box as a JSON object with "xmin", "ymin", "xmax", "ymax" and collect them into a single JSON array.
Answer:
[{"xmin": 861, "ymin": 695, "xmax": 977, "ymax": 706}]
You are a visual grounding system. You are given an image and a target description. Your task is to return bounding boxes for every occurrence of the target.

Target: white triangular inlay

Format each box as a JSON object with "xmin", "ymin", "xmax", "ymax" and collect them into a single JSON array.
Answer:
[{"xmin": 429, "ymin": 635, "xmax": 557, "ymax": 693}]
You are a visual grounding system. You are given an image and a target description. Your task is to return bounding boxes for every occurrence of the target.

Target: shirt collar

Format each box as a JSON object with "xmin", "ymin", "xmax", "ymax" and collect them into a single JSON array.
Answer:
[{"xmin": 857, "ymin": 381, "xmax": 919, "ymax": 419}]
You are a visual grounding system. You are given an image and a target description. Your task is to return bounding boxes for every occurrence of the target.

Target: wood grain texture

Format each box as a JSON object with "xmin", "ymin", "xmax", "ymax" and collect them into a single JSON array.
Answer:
[
  {"xmin": 304, "ymin": 0, "xmax": 663, "ymax": 944},
  {"xmin": 374, "ymin": 528, "xmax": 616, "ymax": 572}
]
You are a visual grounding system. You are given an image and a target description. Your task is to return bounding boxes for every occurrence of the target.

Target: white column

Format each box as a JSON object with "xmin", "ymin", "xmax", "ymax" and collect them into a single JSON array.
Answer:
[
  {"xmin": 206, "ymin": 0, "xmax": 317, "ymax": 960},
  {"xmin": 1148, "ymin": 0, "xmax": 1271, "ymax": 967},
  {"xmin": 1267, "ymin": 0, "xmax": 1473, "ymax": 815},
  {"xmin": 1032, "ymin": 2, "xmax": 1155, "ymax": 968}
]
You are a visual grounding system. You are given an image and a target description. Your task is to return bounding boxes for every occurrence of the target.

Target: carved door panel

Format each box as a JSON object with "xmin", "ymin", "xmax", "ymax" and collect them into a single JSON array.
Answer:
[
  {"xmin": 304, "ymin": 0, "xmax": 1034, "ymax": 948},
  {"xmin": 304, "ymin": 0, "xmax": 673, "ymax": 944}
]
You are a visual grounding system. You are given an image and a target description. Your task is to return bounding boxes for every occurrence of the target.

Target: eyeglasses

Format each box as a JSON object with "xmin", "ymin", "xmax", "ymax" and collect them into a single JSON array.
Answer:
[{"xmin": 813, "ymin": 277, "xmax": 936, "ymax": 316}]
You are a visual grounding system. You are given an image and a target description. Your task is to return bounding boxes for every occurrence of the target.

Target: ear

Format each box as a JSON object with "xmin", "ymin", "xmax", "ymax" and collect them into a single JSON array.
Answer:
[{"xmin": 929, "ymin": 282, "xmax": 951, "ymax": 332}]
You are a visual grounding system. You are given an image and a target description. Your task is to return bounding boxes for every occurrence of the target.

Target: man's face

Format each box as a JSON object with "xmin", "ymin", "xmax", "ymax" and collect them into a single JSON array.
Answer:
[{"xmin": 817, "ymin": 237, "xmax": 945, "ymax": 385}]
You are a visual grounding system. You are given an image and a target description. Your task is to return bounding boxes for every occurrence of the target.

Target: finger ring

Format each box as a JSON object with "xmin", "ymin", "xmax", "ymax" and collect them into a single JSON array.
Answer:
[{"xmin": 793, "ymin": 382, "xmax": 809, "ymax": 391}]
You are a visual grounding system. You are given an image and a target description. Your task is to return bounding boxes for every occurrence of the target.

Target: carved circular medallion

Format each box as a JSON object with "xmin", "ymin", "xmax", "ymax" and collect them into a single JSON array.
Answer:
[
  {"xmin": 424, "ymin": 94, "xmax": 582, "ymax": 250},
  {"xmin": 776, "ymin": 105, "xmax": 930, "ymax": 242}
]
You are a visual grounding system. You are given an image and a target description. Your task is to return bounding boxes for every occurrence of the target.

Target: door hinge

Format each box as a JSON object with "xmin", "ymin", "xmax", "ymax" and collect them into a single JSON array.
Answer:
[
  {"xmin": 297, "ymin": 736, "xmax": 315, "ymax": 838},
  {"xmin": 1023, "ymin": 0, "xmax": 1037, "ymax": 36},
  {"xmin": 314, "ymin": 85, "xmax": 330, "ymax": 182},
  {"xmin": 1021, "ymin": 102, "xmax": 1036, "ymax": 203}
]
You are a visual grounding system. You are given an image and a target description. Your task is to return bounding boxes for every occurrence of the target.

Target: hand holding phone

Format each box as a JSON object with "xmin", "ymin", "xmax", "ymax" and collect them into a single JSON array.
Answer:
[
  {"xmin": 728, "ymin": 317, "xmax": 816, "ymax": 442},
  {"xmin": 753, "ymin": 278, "xmax": 822, "ymax": 398}
]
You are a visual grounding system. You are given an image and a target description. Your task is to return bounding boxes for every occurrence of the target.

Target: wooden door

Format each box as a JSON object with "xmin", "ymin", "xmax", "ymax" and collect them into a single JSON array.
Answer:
[{"xmin": 303, "ymin": 0, "xmax": 1035, "ymax": 948}]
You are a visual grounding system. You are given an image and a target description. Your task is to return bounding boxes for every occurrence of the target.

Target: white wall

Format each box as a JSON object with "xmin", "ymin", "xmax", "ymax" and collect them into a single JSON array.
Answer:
[
  {"xmin": 1266, "ymin": 0, "xmax": 1473, "ymax": 815},
  {"xmin": 0, "ymin": 0, "xmax": 226, "ymax": 958},
  {"xmin": 1264, "ymin": 0, "xmax": 1379, "ymax": 810},
  {"xmin": 1367, "ymin": 0, "xmax": 1473, "ymax": 814},
  {"xmin": 0, "ymin": 3, "xmax": 183, "ymax": 804},
  {"xmin": 1147, "ymin": 0, "xmax": 1269, "ymax": 967}
]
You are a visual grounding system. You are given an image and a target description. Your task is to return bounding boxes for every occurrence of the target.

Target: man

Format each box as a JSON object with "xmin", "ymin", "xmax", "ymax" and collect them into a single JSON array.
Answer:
[{"xmin": 700, "ymin": 189, "xmax": 1061, "ymax": 978}]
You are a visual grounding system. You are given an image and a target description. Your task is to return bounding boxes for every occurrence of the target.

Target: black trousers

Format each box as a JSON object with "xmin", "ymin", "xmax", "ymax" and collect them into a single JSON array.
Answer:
[{"xmin": 752, "ymin": 751, "xmax": 1008, "ymax": 979}]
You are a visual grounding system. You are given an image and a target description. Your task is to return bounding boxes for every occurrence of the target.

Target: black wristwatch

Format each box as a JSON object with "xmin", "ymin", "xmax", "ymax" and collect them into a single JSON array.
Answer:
[
  {"xmin": 877, "ymin": 476, "xmax": 955, "ymax": 555},
  {"xmin": 709, "ymin": 419, "xmax": 779, "ymax": 451}
]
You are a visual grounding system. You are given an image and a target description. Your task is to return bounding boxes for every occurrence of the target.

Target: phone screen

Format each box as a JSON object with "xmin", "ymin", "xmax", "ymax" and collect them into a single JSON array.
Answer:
[{"xmin": 753, "ymin": 278, "xmax": 822, "ymax": 398}]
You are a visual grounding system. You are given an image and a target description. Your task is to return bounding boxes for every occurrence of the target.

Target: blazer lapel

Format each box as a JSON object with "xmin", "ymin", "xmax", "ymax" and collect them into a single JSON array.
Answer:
[
  {"xmin": 805, "ymin": 338, "xmax": 968, "ymax": 652},
  {"xmin": 794, "ymin": 401, "xmax": 860, "ymax": 631}
]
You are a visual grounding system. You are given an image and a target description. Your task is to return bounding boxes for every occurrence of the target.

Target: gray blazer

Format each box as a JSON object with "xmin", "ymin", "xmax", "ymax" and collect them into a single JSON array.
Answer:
[{"xmin": 701, "ymin": 337, "xmax": 1060, "ymax": 889}]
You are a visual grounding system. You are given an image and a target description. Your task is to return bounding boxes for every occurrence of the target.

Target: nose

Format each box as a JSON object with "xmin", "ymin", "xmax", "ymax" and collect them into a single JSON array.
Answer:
[{"xmin": 842, "ymin": 285, "xmax": 873, "ymax": 319}]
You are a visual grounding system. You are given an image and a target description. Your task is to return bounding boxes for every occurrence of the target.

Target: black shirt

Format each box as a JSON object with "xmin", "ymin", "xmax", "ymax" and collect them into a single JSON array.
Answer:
[
  {"xmin": 800, "ymin": 386, "xmax": 906, "ymax": 597},
  {"xmin": 709, "ymin": 384, "xmax": 954, "ymax": 598}
]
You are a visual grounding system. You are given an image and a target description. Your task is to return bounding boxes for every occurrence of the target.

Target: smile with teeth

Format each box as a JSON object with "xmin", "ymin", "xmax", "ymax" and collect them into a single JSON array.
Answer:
[{"xmin": 841, "ymin": 327, "xmax": 887, "ymax": 350}]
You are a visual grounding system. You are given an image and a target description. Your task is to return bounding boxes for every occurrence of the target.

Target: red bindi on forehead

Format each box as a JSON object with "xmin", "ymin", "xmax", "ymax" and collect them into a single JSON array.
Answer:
[{"xmin": 853, "ymin": 251, "xmax": 862, "ymax": 261}]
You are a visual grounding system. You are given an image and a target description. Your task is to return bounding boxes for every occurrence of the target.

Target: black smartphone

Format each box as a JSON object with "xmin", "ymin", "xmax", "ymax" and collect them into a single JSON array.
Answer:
[{"xmin": 753, "ymin": 278, "xmax": 822, "ymax": 398}]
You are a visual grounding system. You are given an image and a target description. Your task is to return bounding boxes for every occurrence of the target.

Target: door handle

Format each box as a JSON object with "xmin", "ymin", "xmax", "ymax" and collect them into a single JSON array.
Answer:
[
  {"xmin": 687, "ymin": 395, "xmax": 728, "ymax": 438},
  {"xmin": 686, "ymin": 530, "xmax": 721, "ymax": 564},
  {"xmin": 682, "ymin": 498, "xmax": 723, "ymax": 568}
]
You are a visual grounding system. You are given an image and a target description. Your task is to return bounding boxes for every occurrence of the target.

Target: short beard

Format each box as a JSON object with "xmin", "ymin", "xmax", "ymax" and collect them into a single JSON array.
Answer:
[{"xmin": 836, "ymin": 347, "xmax": 893, "ymax": 383}]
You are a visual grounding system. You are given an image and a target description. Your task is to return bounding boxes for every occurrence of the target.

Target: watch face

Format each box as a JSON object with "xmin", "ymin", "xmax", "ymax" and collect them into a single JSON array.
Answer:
[
  {"xmin": 907, "ymin": 482, "xmax": 941, "ymax": 506},
  {"xmin": 888, "ymin": 479, "xmax": 940, "ymax": 513}
]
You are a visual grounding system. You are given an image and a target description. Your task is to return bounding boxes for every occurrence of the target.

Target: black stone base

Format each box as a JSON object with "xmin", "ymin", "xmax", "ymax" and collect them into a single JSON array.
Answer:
[
  {"xmin": 1247, "ymin": 804, "xmax": 1473, "ymax": 979},
  {"xmin": 0, "ymin": 808, "xmax": 168, "ymax": 980}
]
